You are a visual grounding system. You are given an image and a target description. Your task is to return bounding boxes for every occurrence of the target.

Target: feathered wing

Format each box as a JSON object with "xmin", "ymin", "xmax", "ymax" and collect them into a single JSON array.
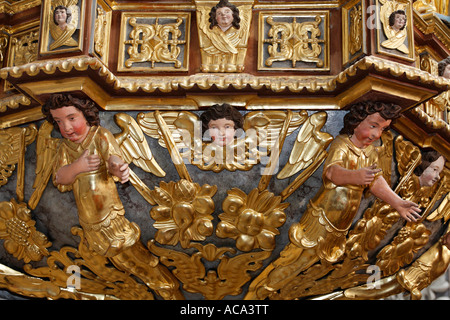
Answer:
[
  {"xmin": 244, "ymin": 110, "xmax": 308, "ymax": 158},
  {"xmin": 375, "ymin": 130, "xmax": 394, "ymax": 186},
  {"xmin": 216, "ymin": 250, "xmax": 271, "ymax": 299},
  {"xmin": 427, "ymin": 168, "xmax": 450, "ymax": 222},
  {"xmin": 277, "ymin": 111, "xmax": 333, "ymax": 179},
  {"xmin": 148, "ymin": 240, "xmax": 206, "ymax": 293},
  {"xmin": 29, "ymin": 121, "xmax": 60, "ymax": 209},
  {"xmin": 137, "ymin": 111, "xmax": 199, "ymax": 160},
  {"xmin": 114, "ymin": 113, "xmax": 165, "ymax": 177},
  {"xmin": 393, "ymin": 136, "xmax": 421, "ymax": 193}
]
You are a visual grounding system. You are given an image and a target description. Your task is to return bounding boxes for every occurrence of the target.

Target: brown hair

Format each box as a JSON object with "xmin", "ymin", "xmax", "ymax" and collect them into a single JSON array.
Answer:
[
  {"xmin": 42, "ymin": 93, "xmax": 100, "ymax": 132},
  {"xmin": 209, "ymin": 0, "xmax": 240, "ymax": 29},
  {"xmin": 414, "ymin": 149, "xmax": 443, "ymax": 176},
  {"xmin": 438, "ymin": 57, "xmax": 450, "ymax": 77},
  {"xmin": 388, "ymin": 10, "xmax": 407, "ymax": 30},
  {"xmin": 340, "ymin": 101, "xmax": 402, "ymax": 135},
  {"xmin": 200, "ymin": 103, "xmax": 244, "ymax": 135}
]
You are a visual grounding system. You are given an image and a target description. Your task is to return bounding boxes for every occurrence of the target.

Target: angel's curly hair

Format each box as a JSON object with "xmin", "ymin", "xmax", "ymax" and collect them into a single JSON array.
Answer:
[
  {"xmin": 53, "ymin": 5, "xmax": 72, "ymax": 25},
  {"xmin": 438, "ymin": 56, "xmax": 450, "ymax": 77},
  {"xmin": 209, "ymin": 0, "xmax": 240, "ymax": 29},
  {"xmin": 414, "ymin": 149, "xmax": 444, "ymax": 177},
  {"xmin": 200, "ymin": 103, "xmax": 243, "ymax": 135},
  {"xmin": 42, "ymin": 93, "xmax": 100, "ymax": 132},
  {"xmin": 388, "ymin": 10, "xmax": 407, "ymax": 30},
  {"xmin": 339, "ymin": 101, "xmax": 402, "ymax": 135}
]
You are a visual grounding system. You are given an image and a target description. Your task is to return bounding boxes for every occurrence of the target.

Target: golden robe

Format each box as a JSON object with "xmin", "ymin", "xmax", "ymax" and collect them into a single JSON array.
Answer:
[
  {"xmin": 53, "ymin": 126, "xmax": 139, "ymax": 257},
  {"xmin": 288, "ymin": 134, "xmax": 382, "ymax": 263}
]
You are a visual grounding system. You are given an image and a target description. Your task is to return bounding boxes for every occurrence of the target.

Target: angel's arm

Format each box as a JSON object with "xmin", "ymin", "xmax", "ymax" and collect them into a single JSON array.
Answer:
[
  {"xmin": 54, "ymin": 150, "xmax": 100, "ymax": 185},
  {"xmin": 369, "ymin": 175, "xmax": 421, "ymax": 222},
  {"xmin": 325, "ymin": 164, "xmax": 382, "ymax": 186}
]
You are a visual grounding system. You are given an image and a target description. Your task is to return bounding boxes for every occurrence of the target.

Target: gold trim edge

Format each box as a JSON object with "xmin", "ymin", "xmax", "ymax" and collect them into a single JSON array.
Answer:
[{"xmin": 1, "ymin": 55, "xmax": 450, "ymax": 94}]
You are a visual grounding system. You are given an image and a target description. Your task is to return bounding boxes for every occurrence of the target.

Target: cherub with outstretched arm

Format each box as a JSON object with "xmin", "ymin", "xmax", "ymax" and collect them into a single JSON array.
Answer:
[
  {"xmin": 245, "ymin": 101, "xmax": 421, "ymax": 300},
  {"xmin": 42, "ymin": 93, "xmax": 183, "ymax": 299}
]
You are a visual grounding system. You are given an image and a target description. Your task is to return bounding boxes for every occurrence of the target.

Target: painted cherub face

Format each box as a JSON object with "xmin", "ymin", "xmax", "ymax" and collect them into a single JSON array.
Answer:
[
  {"xmin": 392, "ymin": 13, "xmax": 406, "ymax": 31},
  {"xmin": 350, "ymin": 112, "xmax": 391, "ymax": 149},
  {"xmin": 443, "ymin": 64, "xmax": 450, "ymax": 79},
  {"xmin": 216, "ymin": 6, "xmax": 234, "ymax": 31},
  {"xmin": 54, "ymin": 8, "xmax": 68, "ymax": 27},
  {"xmin": 419, "ymin": 156, "xmax": 445, "ymax": 187},
  {"xmin": 207, "ymin": 118, "xmax": 236, "ymax": 146},
  {"xmin": 50, "ymin": 106, "xmax": 91, "ymax": 144}
]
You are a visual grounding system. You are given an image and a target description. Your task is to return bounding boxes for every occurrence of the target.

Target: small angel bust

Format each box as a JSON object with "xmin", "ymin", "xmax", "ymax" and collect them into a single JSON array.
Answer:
[
  {"xmin": 49, "ymin": 5, "xmax": 78, "ymax": 50},
  {"xmin": 209, "ymin": 0, "xmax": 241, "ymax": 32},
  {"xmin": 200, "ymin": 103, "xmax": 244, "ymax": 147},
  {"xmin": 438, "ymin": 56, "xmax": 450, "ymax": 78},
  {"xmin": 380, "ymin": 1, "xmax": 409, "ymax": 54}
]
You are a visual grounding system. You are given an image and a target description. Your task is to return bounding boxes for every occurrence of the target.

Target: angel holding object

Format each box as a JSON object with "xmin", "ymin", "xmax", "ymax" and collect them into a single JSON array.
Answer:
[
  {"xmin": 245, "ymin": 101, "xmax": 421, "ymax": 300},
  {"xmin": 321, "ymin": 150, "xmax": 449, "ymax": 300},
  {"xmin": 38, "ymin": 93, "xmax": 182, "ymax": 299}
]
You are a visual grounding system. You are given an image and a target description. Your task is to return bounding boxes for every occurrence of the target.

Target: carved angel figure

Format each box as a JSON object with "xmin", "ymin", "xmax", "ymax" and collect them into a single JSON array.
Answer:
[
  {"xmin": 196, "ymin": 0, "xmax": 252, "ymax": 72},
  {"xmin": 245, "ymin": 101, "xmax": 421, "ymax": 300},
  {"xmin": 49, "ymin": 0, "xmax": 79, "ymax": 50},
  {"xmin": 379, "ymin": 0, "xmax": 409, "ymax": 54},
  {"xmin": 137, "ymin": 105, "xmax": 307, "ymax": 173},
  {"xmin": 31, "ymin": 93, "xmax": 182, "ymax": 299}
]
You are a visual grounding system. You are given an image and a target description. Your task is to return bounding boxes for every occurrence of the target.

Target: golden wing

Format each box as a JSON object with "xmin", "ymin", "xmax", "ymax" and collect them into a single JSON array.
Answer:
[
  {"xmin": 244, "ymin": 110, "xmax": 308, "ymax": 155},
  {"xmin": 427, "ymin": 167, "xmax": 450, "ymax": 222},
  {"xmin": 375, "ymin": 130, "xmax": 394, "ymax": 186},
  {"xmin": 137, "ymin": 110, "xmax": 199, "ymax": 159},
  {"xmin": 394, "ymin": 136, "xmax": 421, "ymax": 174},
  {"xmin": 277, "ymin": 111, "xmax": 333, "ymax": 179},
  {"xmin": 379, "ymin": 0, "xmax": 393, "ymax": 38},
  {"xmin": 29, "ymin": 121, "xmax": 60, "ymax": 209},
  {"xmin": 0, "ymin": 125, "xmax": 37, "ymax": 202},
  {"xmin": 392, "ymin": 136, "xmax": 422, "ymax": 194},
  {"xmin": 113, "ymin": 113, "xmax": 165, "ymax": 177}
]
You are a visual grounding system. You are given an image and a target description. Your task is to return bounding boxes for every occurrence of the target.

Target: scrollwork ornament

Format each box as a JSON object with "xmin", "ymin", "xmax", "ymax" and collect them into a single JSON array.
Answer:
[{"xmin": 0, "ymin": 199, "xmax": 51, "ymax": 263}]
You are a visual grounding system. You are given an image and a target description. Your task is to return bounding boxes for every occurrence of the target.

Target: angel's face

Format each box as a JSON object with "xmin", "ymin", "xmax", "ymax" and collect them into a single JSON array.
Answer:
[
  {"xmin": 443, "ymin": 64, "xmax": 450, "ymax": 79},
  {"xmin": 350, "ymin": 112, "xmax": 391, "ymax": 149},
  {"xmin": 207, "ymin": 118, "xmax": 236, "ymax": 147},
  {"xmin": 216, "ymin": 6, "xmax": 234, "ymax": 31},
  {"xmin": 54, "ymin": 8, "xmax": 68, "ymax": 27},
  {"xmin": 419, "ymin": 156, "xmax": 445, "ymax": 187},
  {"xmin": 50, "ymin": 106, "xmax": 90, "ymax": 144},
  {"xmin": 392, "ymin": 13, "xmax": 406, "ymax": 31}
]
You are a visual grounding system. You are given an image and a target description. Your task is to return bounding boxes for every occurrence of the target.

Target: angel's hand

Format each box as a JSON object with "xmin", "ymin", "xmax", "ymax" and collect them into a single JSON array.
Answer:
[
  {"xmin": 76, "ymin": 149, "xmax": 101, "ymax": 172},
  {"xmin": 109, "ymin": 155, "xmax": 130, "ymax": 184},
  {"xmin": 396, "ymin": 200, "xmax": 422, "ymax": 222},
  {"xmin": 353, "ymin": 164, "xmax": 382, "ymax": 185}
]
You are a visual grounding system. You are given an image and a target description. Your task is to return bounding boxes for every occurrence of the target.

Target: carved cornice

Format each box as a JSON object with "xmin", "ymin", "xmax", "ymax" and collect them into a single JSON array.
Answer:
[
  {"xmin": 0, "ymin": 0, "xmax": 40, "ymax": 15},
  {"xmin": 2, "ymin": 55, "xmax": 449, "ymax": 94},
  {"xmin": 413, "ymin": 11, "xmax": 450, "ymax": 51},
  {"xmin": 0, "ymin": 93, "xmax": 30, "ymax": 112}
]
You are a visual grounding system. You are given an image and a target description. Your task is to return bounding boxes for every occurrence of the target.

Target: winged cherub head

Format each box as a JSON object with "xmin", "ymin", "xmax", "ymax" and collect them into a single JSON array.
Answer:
[{"xmin": 200, "ymin": 103, "xmax": 244, "ymax": 147}]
